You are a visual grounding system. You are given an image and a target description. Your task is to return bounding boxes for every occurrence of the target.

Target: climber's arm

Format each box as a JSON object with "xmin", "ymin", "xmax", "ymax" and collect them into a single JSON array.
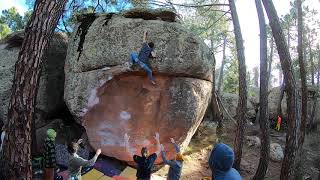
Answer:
[
  {"xmin": 170, "ymin": 138, "xmax": 181, "ymax": 153},
  {"xmin": 143, "ymin": 31, "xmax": 148, "ymax": 43},
  {"xmin": 154, "ymin": 132, "xmax": 161, "ymax": 155},
  {"xmin": 124, "ymin": 133, "xmax": 135, "ymax": 158}
]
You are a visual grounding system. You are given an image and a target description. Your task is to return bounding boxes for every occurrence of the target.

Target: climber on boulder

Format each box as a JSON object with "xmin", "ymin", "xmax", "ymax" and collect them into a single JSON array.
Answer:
[
  {"xmin": 124, "ymin": 132, "xmax": 161, "ymax": 180},
  {"xmin": 129, "ymin": 30, "xmax": 157, "ymax": 85}
]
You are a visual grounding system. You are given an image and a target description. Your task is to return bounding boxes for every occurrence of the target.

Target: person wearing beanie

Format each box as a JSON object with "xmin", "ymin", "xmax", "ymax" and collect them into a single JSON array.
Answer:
[
  {"xmin": 160, "ymin": 138, "xmax": 184, "ymax": 180},
  {"xmin": 43, "ymin": 128, "xmax": 57, "ymax": 180},
  {"xmin": 208, "ymin": 143, "xmax": 242, "ymax": 180}
]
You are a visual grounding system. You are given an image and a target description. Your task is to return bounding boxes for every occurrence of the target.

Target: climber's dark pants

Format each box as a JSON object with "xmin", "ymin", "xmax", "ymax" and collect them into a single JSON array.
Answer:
[{"xmin": 130, "ymin": 52, "xmax": 155, "ymax": 81}]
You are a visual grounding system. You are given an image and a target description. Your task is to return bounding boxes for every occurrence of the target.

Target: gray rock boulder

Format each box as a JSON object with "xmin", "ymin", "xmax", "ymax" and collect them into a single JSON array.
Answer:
[
  {"xmin": 0, "ymin": 31, "xmax": 68, "ymax": 127},
  {"xmin": 270, "ymin": 143, "xmax": 284, "ymax": 162},
  {"xmin": 268, "ymin": 86, "xmax": 320, "ymax": 121},
  {"xmin": 64, "ymin": 10, "xmax": 214, "ymax": 163},
  {"xmin": 220, "ymin": 93, "xmax": 256, "ymax": 120},
  {"xmin": 245, "ymin": 136, "xmax": 261, "ymax": 147}
]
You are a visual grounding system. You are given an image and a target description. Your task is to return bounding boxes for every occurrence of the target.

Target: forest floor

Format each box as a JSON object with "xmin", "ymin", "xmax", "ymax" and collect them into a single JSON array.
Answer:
[{"xmin": 154, "ymin": 119, "xmax": 320, "ymax": 180}]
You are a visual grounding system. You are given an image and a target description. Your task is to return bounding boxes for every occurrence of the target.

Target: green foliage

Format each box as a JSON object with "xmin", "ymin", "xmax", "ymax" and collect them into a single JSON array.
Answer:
[
  {"xmin": 223, "ymin": 58, "xmax": 238, "ymax": 94},
  {"xmin": 0, "ymin": 23, "xmax": 11, "ymax": 39},
  {"xmin": 181, "ymin": 0, "xmax": 230, "ymax": 51},
  {"xmin": 0, "ymin": 7, "xmax": 32, "ymax": 38},
  {"xmin": 0, "ymin": 7, "xmax": 24, "ymax": 31}
]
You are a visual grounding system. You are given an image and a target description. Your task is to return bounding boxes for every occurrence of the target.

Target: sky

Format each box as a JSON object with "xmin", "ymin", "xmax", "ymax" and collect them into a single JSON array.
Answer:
[{"xmin": 1, "ymin": 0, "xmax": 319, "ymax": 72}]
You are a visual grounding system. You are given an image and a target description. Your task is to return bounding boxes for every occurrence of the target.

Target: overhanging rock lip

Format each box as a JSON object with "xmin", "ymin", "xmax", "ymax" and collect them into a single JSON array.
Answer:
[
  {"xmin": 74, "ymin": 8, "xmax": 178, "ymax": 23},
  {"xmin": 66, "ymin": 63, "xmax": 214, "ymax": 82}
]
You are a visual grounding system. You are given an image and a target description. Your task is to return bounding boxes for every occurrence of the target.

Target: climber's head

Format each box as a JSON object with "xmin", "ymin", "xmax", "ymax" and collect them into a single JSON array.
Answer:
[
  {"xmin": 148, "ymin": 42, "xmax": 154, "ymax": 49},
  {"xmin": 68, "ymin": 142, "xmax": 79, "ymax": 154},
  {"xmin": 141, "ymin": 147, "xmax": 149, "ymax": 158},
  {"xmin": 47, "ymin": 128, "xmax": 57, "ymax": 140}
]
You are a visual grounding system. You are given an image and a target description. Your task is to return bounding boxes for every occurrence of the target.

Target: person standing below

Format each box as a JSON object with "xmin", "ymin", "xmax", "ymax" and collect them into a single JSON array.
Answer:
[
  {"xmin": 160, "ymin": 138, "xmax": 184, "ymax": 180},
  {"xmin": 43, "ymin": 128, "xmax": 57, "ymax": 180},
  {"xmin": 208, "ymin": 143, "xmax": 242, "ymax": 180},
  {"xmin": 124, "ymin": 133, "xmax": 161, "ymax": 180},
  {"xmin": 129, "ymin": 30, "xmax": 157, "ymax": 85},
  {"xmin": 68, "ymin": 139, "xmax": 101, "ymax": 180}
]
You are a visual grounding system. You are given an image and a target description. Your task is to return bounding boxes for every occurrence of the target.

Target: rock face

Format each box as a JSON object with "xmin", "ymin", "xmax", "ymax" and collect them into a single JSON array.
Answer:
[
  {"xmin": 64, "ymin": 10, "xmax": 214, "ymax": 163},
  {"xmin": 268, "ymin": 86, "xmax": 320, "ymax": 121},
  {"xmin": 220, "ymin": 93, "xmax": 256, "ymax": 120},
  {"xmin": 0, "ymin": 31, "xmax": 68, "ymax": 127},
  {"xmin": 270, "ymin": 143, "xmax": 284, "ymax": 162},
  {"xmin": 245, "ymin": 136, "xmax": 261, "ymax": 147}
]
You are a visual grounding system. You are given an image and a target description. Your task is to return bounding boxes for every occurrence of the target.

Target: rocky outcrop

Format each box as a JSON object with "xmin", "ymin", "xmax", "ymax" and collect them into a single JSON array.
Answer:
[
  {"xmin": 270, "ymin": 143, "xmax": 284, "ymax": 162},
  {"xmin": 64, "ymin": 10, "xmax": 214, "ymax": 163},
  {"xmin": 0, "ymin": 31, "xmax": 68, "ymax": 127},
  {"xmin": 268, "ymin": 86, "xmax": 320, "ymax": 121},
  {"xmin": 220, "ymin": 93, "xmax": 256, "ymax": 120}
]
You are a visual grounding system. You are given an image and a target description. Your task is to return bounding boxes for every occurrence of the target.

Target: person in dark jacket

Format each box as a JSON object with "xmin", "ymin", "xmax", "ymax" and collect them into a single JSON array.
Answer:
[
  {"xmin": 160, "ymin": 138, "xmax": 184, "ymax": 180},
  {"xmin": 124, "ymin": 133, "xmax": 161, "ymax": 180},
  {"xmin": 208, "ymin": 143, "xmax": 242, "ymax": 180},
  {"xmin": 43, "ymin": 128, "xmax": 57, "ymax": 180},
  {"xmin": 129, "ymin": 30, "xmax": 157, "ymax": 85}
]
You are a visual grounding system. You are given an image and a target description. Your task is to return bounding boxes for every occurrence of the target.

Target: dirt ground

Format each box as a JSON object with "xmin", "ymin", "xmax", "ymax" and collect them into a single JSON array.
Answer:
[{"xmin": 154, "ymin": 120, "xmax": 320, "ymax": 180}]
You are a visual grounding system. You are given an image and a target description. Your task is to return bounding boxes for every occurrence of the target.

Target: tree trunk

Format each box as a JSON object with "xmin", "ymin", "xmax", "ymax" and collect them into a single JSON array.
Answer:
[
  {"xmin": 277, "ymin": 82, "xmax": 285, "ymax": 118},
  {"xmin": 0, "ymin": 0, "xmax": 67, "ymax": 178},
  {"xmin": 297, "ymin": 0, "xmax": 307, "ymax": 150},
  {"xmin": 253, "ymin": 0, "xmax": 270, "ymax": 179},
  {"xmin": 229, "ymin": 0, "xmax": 247, "ymax": 170},
  {"xmin": 310, "ymin": 45, "xmax": 320, "ymax": 129},
  {"xmin": 317, "ymin": 45, "xmax": 320, "ymax": 86},
  {"xmin": 253, "ymin": 67, "xmax": 259, "ymax": 88},
  {"xmin": 262, "ymin": 0, "xmax": 300, "ymax": 179},
  {"xmin": 217, "ymin": 34, "xmax": 227, "ymax": 95},
  {"xmin": 287, "ymin": 26, "xmax": 290, "ymax": 51},
  {"xmin": 268, "ymin": 37, "xmax": 274, "ymax": 88},
  {"xmin": 279, "ymin": 69, "xmax": 283, "ymax": 86},
  {"xmin": 308, "ymin": 38, "xmax": 315, "ymax": 85}
]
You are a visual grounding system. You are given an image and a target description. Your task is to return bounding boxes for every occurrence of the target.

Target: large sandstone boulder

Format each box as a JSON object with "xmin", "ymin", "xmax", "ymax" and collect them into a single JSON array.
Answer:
[
  {"xmin": 0, "ymin": 32, "xmax": 68, "ymax": 127},
  {"xmin": 64, "ymin": 10, "xmax": 214, "ymax": 164}
]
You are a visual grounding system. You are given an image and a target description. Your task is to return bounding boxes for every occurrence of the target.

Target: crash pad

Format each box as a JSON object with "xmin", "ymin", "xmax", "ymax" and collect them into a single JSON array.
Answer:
[
  {"xmin": 94, "ymin": 159, "xmax": 122, "ymax": 177},
  {"xmin": 112, "ymin": 176, "xmax": 131, "ymax": 180},
  {"xmin": 98, "ymin": 175, "xmax": 115, "ymax": 180},
  {"xmin": 82, "ymin": 168, "xmax": 104, "ymax": 180},
  {"xmin": 119, "ymin": 167, "xmax": 137, "ymax": 180}
]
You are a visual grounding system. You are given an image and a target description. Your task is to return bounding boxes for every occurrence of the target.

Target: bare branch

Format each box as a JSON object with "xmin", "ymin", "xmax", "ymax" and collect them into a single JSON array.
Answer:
[
  {"xmin": 197, "ymin": 10, "xmax": 230, "ymax": 35},
  {"xmin": 94, "ymin": 0, "xmax": 105, "ymax": 12}
]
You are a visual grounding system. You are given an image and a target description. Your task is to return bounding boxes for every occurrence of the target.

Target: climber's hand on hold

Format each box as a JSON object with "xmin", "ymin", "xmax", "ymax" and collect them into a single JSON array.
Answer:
[
  {"xmin": 151, "ymin": 51, "xmax": 156, "ymax": 58},
  {"xmin": 170, "ymin": 138, "xmax": 175, "ymax": 144},
  {"xmin": 77, "ymin": 139, "xmax": 83, "ymax": 145},
  {"xmin": 154, "ymin": 132, "xmax": 160, "ymax": 143},
  {"xmin": 96, "ymin": 148, "xmax": 101, "ymax": 156},
  {"xmin": 124, "ymin": 133, "xmax": 130, "ymax": 145}
]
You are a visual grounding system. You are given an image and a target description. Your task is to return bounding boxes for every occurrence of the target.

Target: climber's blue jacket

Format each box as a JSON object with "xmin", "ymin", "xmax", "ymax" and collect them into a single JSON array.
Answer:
[{"xmin": 208, "ymin": 143, "xmax": 242, "ymax": 180}]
